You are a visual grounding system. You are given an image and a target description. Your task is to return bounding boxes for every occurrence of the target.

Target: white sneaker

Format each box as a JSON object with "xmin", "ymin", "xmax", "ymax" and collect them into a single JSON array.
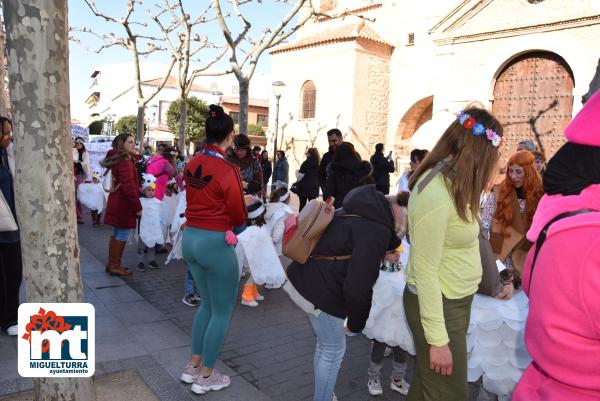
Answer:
[
  {"xmin": 6, "ymin": 325, "xmax": 18, "ymax": 336},
  {"xmin": 368, "ymin": 377, "xmax": 383, "ymax": 396},
  {"xmin": 390, "ymin": 378, "xmax": 410, "ymax": 395},
  {"xmin": 191, "ymin": 369, "xmax": 231, "ymax": 394},
  {"xmin": 241, "ymin": 299, "xmax": 258, "ymax": 307}
]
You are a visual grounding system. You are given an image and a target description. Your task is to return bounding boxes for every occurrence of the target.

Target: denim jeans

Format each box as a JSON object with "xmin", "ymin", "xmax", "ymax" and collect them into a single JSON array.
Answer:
[
  {"xmin": 113, "ymin": 227, "xmax": 132, "ymax": 241},
  {"xmin": 184, "ymin": 268, "xmax": 199, "ymax": 298},
  {"xmin": 308, "ymin": 311, "xmax": 346, "ymax": 401}
]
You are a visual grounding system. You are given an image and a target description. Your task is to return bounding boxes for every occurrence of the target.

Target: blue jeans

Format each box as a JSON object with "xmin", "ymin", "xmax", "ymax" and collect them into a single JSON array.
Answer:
[
  {"xmin": 184, "ymin": 268, "xmax": 199, "ymax": 298},
  {"xmin": 113, "ymin": 227, "xmax": 132, "ymax": 241},
  {"xmin": 308, "ymin": 311, "xmax": 346, "ymax": 401}
]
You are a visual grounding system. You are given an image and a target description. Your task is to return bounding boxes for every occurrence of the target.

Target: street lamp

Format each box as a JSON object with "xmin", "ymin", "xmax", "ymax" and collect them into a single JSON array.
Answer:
[
  {"xmin": 212, "ymin": 90, "xmax": 223, "ymax": 106},
  {"xmin": 147, "ymin": 104, "xmax": 158, "ymax": 146},
  {"xmin": 272, "ymin": 80, "xmax": 286, "ymax": 181}
]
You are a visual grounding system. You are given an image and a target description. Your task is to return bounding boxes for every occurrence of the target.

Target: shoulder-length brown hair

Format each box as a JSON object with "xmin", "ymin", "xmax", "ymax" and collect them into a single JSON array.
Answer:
[
  {"xmin": 306, "ymin": 147, "xmax": 321, "ymax": 164},
  {"xmin": 112, "ymin": 133, "xmax": 133, "ymax": 155},
  {"xmin": 495, "ymin": 150, "xmax": 543, "ymax": 234},
  {"xmin": 409, "ymin": 107, "xmax": 503, "ymax": 222}
]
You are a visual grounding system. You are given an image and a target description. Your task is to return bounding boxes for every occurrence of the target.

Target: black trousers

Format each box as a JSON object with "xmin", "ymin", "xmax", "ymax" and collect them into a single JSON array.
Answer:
[
  {"xmin": 299, "ymin": 196, "xmax": 316, "ymax": 211},
  {"xmin": 0, "ymin": 240, "xmax": 22, "ymax": 330}
]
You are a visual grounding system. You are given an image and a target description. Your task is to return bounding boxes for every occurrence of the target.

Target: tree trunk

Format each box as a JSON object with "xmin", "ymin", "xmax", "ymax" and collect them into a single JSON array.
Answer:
[
  {"xmin": 238, "ymin": 79, "xmax": 250, "ymax": 136},
  {"xmin": 2, "ymin": 0, "xmax": 97, "ymax": 400},
  {"xmin": 0, "ymin": 15, "xmax": 9, "ymax": 117},
  {"xmin": 178, "ymin": 96, "xmax": 187, "ymax": 156},
  {"xmin": 136, "ymin": 104, "xmax": 145, "ymax": 145}
]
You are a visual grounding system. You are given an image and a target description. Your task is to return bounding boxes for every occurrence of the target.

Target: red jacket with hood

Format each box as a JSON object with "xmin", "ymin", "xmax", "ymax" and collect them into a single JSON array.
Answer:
[{"xmin": 101, "ymin": 149, "xmax": 142, "ymax": 229}]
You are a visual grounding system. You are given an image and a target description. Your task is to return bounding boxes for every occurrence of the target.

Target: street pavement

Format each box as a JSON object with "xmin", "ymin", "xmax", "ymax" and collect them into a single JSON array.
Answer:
[{"xmin": 0, "ymin": 197, "xmax": 412, "ymax": 401}]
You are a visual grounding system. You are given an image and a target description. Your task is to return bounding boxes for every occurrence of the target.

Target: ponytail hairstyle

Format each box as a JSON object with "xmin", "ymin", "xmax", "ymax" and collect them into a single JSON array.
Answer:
[
  {"xmin": 494, "ymin": 150, "xmax": 543, "ymax": 235},
  {"xmin": 205, "ymin": 105, "xmax": 234, "ymax": 145}
]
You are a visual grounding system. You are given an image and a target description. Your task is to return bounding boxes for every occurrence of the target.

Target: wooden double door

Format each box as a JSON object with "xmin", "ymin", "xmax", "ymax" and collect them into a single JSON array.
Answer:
[{"xmin": 492, "ymin": 51, "xmax": 574, "ymax": 163}]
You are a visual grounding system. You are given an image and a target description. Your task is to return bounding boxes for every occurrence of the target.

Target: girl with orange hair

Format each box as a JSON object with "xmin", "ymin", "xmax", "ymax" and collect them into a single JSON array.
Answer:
[{"xmin": 467, "ymin": 150, "xmax": 543, "ymax": 401}]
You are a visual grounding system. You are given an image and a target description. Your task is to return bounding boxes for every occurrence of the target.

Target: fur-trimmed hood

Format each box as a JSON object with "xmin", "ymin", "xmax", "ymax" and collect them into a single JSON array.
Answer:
[{"xmin": 100, "ymin": 149, "xmax": 138, "ymax": 168}]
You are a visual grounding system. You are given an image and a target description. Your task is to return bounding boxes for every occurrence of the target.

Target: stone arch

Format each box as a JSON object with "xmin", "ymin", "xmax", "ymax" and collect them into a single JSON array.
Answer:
[
  {"xmin": 491, "ymin": 51, "xmax": 574, "ymax": 162},
  {"xmin": 394, "ymin": 95, "xmax": 433, "ymax": 155}
]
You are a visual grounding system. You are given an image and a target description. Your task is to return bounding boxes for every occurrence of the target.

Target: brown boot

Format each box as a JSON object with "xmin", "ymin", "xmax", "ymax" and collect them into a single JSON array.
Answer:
[{"xmin": 107, "ymin": 238, "xmax": 132, "ymax": 276}]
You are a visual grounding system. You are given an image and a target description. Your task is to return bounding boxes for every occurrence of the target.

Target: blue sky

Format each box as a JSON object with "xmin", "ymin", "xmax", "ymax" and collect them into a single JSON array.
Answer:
[{"xmin": 68, "ymin": 0, "xmax": 298, "ymax": 121}]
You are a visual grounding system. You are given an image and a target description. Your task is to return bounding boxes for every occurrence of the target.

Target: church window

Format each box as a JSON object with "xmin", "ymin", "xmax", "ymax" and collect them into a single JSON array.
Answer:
[{"xmin": 301, "ymin": 80, "xmax": 316, "ymax": 119}]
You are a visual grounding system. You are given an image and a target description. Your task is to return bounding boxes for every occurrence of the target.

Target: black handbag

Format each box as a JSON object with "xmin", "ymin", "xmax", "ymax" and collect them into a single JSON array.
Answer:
[{"xmin": 290, "ymin": 181, "xmax": 301, "ymax": 195}]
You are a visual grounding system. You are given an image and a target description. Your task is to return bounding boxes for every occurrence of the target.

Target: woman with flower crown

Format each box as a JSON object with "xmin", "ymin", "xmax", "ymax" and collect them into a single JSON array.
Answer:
[
  {"xmin": 404, "ymin": 106, "xmax": 503, "ymax": 401},
  {"xmin": 467, "ymin": 150, "xmax": 543, "ymax": 401}
]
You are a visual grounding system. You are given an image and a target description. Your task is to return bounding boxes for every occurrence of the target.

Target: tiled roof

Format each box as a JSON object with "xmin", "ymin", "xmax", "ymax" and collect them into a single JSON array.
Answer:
[
  {"xmin": 270, "ymin": 21, "xmax": 393, "ymax": 55},
  {"xmin": 142, "ymin": 75, "xmax": 211, "ymax": 93}
]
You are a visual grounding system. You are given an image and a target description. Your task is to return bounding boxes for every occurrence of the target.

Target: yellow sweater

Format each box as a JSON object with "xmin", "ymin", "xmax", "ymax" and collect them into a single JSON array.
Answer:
[{"xmin": 406, "ymin": 172, "xmax": 481, "ymax": 346}]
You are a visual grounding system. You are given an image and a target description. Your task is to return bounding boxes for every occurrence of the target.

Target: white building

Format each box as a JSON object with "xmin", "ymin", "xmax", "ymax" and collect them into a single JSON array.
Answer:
[
  {"xmin": 84, "ymin": 62, "xmax": 271, "ymax": 146},
  {"xmin": 270, "ymin": 0, "xmax": 600, "ymax": 176}
]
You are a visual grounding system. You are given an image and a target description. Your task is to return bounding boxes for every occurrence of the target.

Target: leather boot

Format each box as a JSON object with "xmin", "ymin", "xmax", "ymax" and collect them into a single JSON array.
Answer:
[{"xmin": 107, "ymin": 238, "xmax": 132, "ymax": 276}]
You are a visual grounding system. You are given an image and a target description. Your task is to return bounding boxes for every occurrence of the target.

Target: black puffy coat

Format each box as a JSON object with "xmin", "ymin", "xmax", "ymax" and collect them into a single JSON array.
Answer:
[
  {"xmin": 323, "ymin": 158, "xmax": 374, "ymax": 209},
  {"xmin": 287, "ymin": 185, "xmax": 401, "ymax": 333},
  {"xmin": 298, "ymin": 156, "xmax": 320, "ymax": 198}
]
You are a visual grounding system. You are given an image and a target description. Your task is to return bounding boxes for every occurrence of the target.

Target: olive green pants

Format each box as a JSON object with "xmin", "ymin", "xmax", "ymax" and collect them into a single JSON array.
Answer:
[{"xmin": 404, "ymin": 287, "xmax": 473, "ymax": 401}]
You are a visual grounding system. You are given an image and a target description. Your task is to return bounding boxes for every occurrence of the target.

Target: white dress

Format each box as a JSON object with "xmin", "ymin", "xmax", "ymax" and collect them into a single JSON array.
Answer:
[
  {"xmin": 235, "ymin": 225, "xmax": 286, "ymax": 287},
  {"xmin": 265, "ymin": 202, "xmax": 294, "ymax": 256},
  {"xmin": 77, "ymin": 182, "xmax": 107, "ymax": 213},
  {"xmin": 161, "ymin": 192, "xmax": 180, "ymax": 243},
  {"xmin": 139, "ymin": 197, "xmax": 165, "ymax": 247},
  {"xmin": 467, "ymin": 290, "xmax": 531, "ymax": 401},
  {"xmin": 362, "ymin": 239, "xmax": 415, "ymax": 355},
  {"xmin": 166, "ymin": 191, "xmax": 186, "ymax": 265}
]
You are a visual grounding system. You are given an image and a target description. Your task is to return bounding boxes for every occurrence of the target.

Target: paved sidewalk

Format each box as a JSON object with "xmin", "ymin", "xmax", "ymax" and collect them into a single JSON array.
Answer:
[
  {"xmin": 77, "ymin": 213, "xmax": 411, "ymax": 401},
  {"xmin": 0, "ymin": 241, "xmax": 271, "ymax": 401}
]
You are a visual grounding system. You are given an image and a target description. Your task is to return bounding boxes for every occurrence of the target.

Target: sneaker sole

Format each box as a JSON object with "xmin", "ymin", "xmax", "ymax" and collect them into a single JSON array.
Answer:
[
  {"xmin": 191, "ymin": 382, "xmax": 230, "ymax": 394},
  {"xmin": 241, "ymin": 300, "xmax": 258, "ymax": 307},
  {"xmin": 182, "ymin": 298, "xmax": 198, "ymax": 307},
  {"xmin": 368, "ymin": 389, "xmax": 383, "ymax": 396},
  {"xmin": 390, "ymin": 382, "xmax": 409, "ymax": 395},
  {"xmin": 180, "ymin": 373, "xmax": 196, "ymax": 384}
]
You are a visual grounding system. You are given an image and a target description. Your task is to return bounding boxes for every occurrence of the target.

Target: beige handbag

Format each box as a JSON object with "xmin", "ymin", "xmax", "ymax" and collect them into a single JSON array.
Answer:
[{"xmin": 0, "ymin": 190, "xmax": 17, "ymax": 232}]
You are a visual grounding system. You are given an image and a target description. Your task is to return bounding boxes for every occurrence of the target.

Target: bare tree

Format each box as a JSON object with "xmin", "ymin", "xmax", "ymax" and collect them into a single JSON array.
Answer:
[
  {"xmin": 2, "ymin": 0, "xmax": 96, "ymax": 400},
  {"xmin": 211, "ymin": 0, "xmax": 370, "ymax": 136},
  {"xmin": 0, "ymin": 5, "xmax": 9, "ymax": 117},
  {"xmin": 149, "ymin": 0, "xmax": 229, "ymax": 155},
  {"xmin": 211, "ymin": 0, "xmax": 320, "ymax": 136},
  {"xmin": 72, "ymin": 0, "xmax": 177, "ymax": 144}
]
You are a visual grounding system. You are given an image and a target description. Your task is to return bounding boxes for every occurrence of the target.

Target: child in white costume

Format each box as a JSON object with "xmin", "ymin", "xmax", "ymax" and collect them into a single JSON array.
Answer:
[
  {"xmin": 265, "ymin": 185, "xmax": 294, "ymax": 256},
  {"xmin": 236, "ymin": 198, "xmax": 286, "ymax": 307},
  {"xmin": 137, "ymin": 173, "xmax": 165, "ymax": 272},
  {"xmin": 76, "ymin": 171, "xmax": 107, "ymax": 226},
  {"xmin": 362, "ymin": 191, "xmax": 414, "ymax": 397}
]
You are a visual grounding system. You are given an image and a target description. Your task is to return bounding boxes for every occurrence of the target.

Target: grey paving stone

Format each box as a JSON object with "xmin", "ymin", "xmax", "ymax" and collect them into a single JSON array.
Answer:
[
  {"xmin": 0, "ymin": 336, "xmax": 17, "ymax": 362},
  {"xmin": 83, "ymin": 271, "xmax": 126, "ymax": 289},
  {"xmin": 128, "ymin": 320, "xmax": 191, "ymax": 353},
  {"xmin": 106, "ymin": 300, "xmax": 168, "ymax": 325},
  {"xmin": 91, "ymin": 284, "xmax": 144, "ymax": 305},
  {"xmin": 0, "ymin": 359, "xmax": 18, "ymax": 382},
  {"xmin": 0, "ymin": 379, "xmax": 18, "ymax": 397}
]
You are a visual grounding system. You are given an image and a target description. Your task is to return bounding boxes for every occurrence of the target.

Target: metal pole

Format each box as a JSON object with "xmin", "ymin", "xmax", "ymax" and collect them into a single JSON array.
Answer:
[{"xmin": 272, "ymin": 94, "xmax": 280, "ymax": 184}]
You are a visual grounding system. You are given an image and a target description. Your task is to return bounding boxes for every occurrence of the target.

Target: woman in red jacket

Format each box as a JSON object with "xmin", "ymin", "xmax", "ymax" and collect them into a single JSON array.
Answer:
[
  {"xmin": 179, "ymin": 105, "xmax": 247, "ymax": 395},
  {"xmin": 100, "ymin": 133, "xmax": 142, "ymax": 276}
]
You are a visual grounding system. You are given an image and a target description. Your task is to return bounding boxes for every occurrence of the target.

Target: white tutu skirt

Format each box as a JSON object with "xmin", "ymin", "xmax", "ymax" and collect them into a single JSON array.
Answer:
[
  {"xmin": 467, "ymin": 290, "xmax": 531, "ymax": 400},
  {"xmin": 363, "ymin": 271, "xmax": 416, "ymax": 355},
  {"xmin": 77, "ymin": 183, "xmax": 106, "ymax": 214}
]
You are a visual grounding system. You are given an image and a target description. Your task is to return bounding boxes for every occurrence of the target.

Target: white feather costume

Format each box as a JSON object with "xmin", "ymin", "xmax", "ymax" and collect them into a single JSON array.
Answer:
[
  {"xmin": 77, "ymin": 181, "xmax": 107, "ymax": 213},
  {"xmin": 235, "ymin": 225, "xmax": 286, "ymax": 288}
]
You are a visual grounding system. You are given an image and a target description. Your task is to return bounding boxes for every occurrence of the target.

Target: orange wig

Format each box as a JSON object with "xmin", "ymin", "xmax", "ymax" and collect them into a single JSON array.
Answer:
[{"xmin": 494, "ymin": 150, "xmax": 543, "ymax": 235}]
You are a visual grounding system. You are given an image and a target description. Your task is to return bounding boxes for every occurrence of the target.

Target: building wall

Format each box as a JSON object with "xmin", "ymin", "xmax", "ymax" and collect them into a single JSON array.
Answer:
[{"xmin": 270, "ymin": 41, "xmax": 359, "ymax": 175}]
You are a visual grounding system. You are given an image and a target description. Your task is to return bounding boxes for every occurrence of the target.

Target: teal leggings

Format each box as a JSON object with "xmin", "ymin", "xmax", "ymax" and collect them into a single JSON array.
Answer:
[{"xmin": 182, "ymin": 227, "xmax": 239, "ymax": 368}]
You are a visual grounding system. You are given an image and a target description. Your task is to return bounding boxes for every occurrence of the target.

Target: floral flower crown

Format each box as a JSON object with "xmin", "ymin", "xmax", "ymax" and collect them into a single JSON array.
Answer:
[{"xmin": 457, "ymin": 111, "xmax": 502, "ymax": 147}]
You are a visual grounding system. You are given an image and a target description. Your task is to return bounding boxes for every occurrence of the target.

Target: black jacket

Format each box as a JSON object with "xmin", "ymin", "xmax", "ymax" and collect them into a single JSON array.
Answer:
[
  {"xmin": 287, "ymin": 185, "xmax": 400, "ymax": 333},
  {"xmin": 318, "ymin": 151, "xmax": 334, "ymax": 194},
  {"xmin": 298, "ymin": 157, "xmax": 319, "ymax": 198},
  {"xmin": 323, "ymin": 158, "xmax": 374, "ymax": 209},
  {"xmin": 261, "ymin": 159, "xmax": 272, "ymax": 185},
  {"xmin": 370, "ymin": 152, "xmax": 395, "ymax": 194}
]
